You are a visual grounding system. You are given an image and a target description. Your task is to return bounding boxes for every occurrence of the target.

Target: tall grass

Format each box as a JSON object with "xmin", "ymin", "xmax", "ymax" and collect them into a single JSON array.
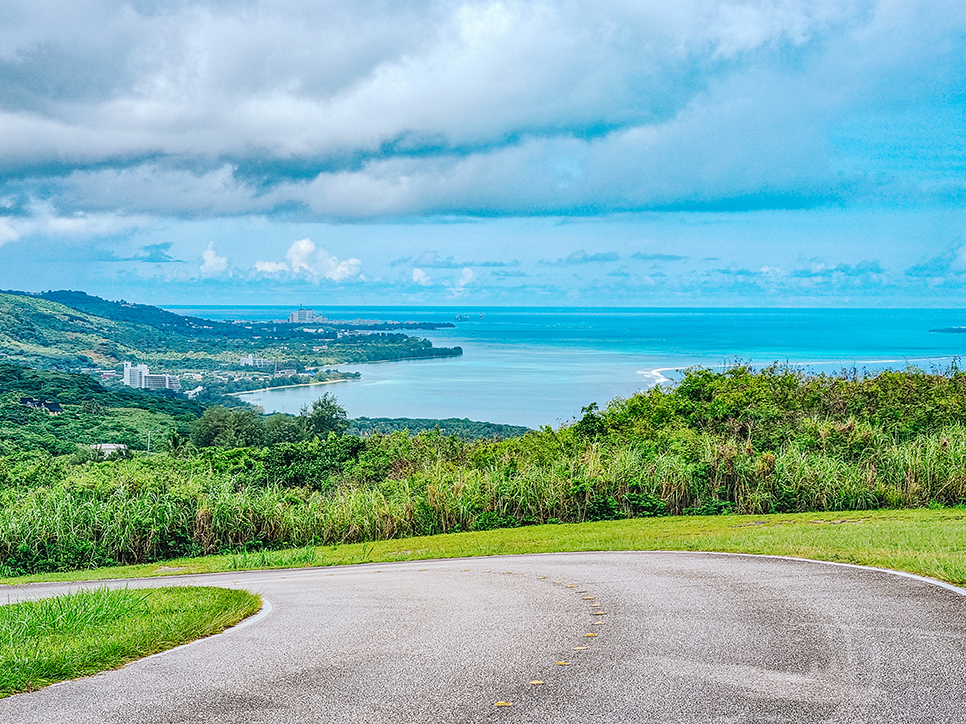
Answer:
[
  {"xmin": 0, "ymin": 586, "xmax": 261, "ymax": 697},
  {"xmin": 3, "ymin": 425, "xmax": 966, "ymax": 577},
  {"xmin": 4, "ymin": 366, "xmax": 966, "ymax": 577}
]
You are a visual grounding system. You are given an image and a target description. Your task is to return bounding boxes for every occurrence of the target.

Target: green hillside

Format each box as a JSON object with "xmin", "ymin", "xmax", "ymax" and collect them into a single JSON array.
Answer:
[
  {"xmin": 0, "ymin": 291, "xmax": 461, "ymax": 372},
  {"xmin": 0, "ymin": 293, "xmax": 157, "ymax": 369},
  {"xmin": 0, "ymin": 363, "xmax": 203, "ymax": 455}
]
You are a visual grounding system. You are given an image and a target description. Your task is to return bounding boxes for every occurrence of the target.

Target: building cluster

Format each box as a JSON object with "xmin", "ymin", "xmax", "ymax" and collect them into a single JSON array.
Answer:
[
  {"xmin": 239, "ymin": 353, "xmax": 272, "ymax": 367},
  {"xmin": 19, "ymin": 397, "xmax": 62, "ymax": 414},
  {"xmin": 79, "ymin": 367, "xmax": 118, "ymax": 381},
  {"xmin": 123, "ymin": 362, "xmax": 182, "ymax": 391},
  {"xmin": 288, "ymin": 308, "xmax": 326, "ymax": 323}
]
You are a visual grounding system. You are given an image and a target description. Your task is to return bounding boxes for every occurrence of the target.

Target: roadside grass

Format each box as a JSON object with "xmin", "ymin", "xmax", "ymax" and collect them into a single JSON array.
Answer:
[
  {"xmin": 0, "ymin": 586, "xmax": 261, "ymax": 698},
  {"xmin": 3, "ymin": 508, "xmax": 963, "ymax": 588}
]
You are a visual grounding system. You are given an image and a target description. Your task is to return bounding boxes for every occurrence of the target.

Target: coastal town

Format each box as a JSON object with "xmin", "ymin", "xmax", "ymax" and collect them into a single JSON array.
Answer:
[{"xmin": 0, "ymin": 293, "xmax": 458, "ymax": 403}]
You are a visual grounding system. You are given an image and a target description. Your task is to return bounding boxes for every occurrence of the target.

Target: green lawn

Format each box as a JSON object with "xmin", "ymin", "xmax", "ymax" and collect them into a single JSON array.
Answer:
[
  {"xmin": 0, "ymin": 586, "xmax": 261, "ymax": 698},
  {"xmin": 5, "ymin": 508, "xmax": 963, "ymax": 588}
]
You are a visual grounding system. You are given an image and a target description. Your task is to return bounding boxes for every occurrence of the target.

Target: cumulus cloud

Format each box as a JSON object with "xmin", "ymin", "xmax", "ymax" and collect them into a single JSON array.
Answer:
[
  {"xmin": 254, "ymin": 260, "xmax": 289, "ymax": 273},
  {"xmin": 0, "ymin": 1, "xmax": 964, "ymax": 221},
  {"xmin": 412, "ymin": 267, "xmax": 431, "ymax": 284},
  {"xmin": 450, "ymin": 267, "xmax": 476, "ymax": 294},
  {"xmin": 256, "ymin": 238, "xmax": 362, "ymax": 282},
  {"xmin": 286, "ymin": 238, "xmax": 362, "ymax": 281},
  {"xmin": 199, "ymin": 241, "xmax": 228, "ymax": 275}
]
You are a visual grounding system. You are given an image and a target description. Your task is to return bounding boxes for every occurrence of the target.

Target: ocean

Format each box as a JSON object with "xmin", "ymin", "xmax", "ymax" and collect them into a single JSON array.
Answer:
[{"xmin": 164, "ymin": 306, "xmax": 966, "ymax": 428}]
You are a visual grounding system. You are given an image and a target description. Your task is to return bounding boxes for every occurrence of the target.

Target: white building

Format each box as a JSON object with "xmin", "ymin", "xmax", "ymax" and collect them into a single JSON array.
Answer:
[
  {"xmin": 239, "ymin": 353, "xmax": 272, "ymax": 367},
  {"xmin": 288, "ymin": 308, "xmax": 319, "ymax": 323},
  {"xmin": 123, "ymin": 362, "xmax": 149, "ymax": 387},
  {"xmin": 123, "ymin": 362, "xmax": 181, "ymax": 392},
  {"xmin": 144, "ymin": 374, "xmax": 182, "ymax": 392}
]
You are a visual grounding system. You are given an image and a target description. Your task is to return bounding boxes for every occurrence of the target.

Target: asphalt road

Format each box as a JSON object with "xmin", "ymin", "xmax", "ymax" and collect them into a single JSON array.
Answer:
[{"xmin": 2, "ymin": 551, "xmax": 965, "ymax": 723}]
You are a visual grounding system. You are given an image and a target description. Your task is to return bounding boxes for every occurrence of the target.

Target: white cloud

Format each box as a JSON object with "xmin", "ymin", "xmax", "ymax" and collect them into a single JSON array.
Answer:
[
  {"xmin": 199, "ymin": 241, "xmax": 228, "ymax": 275},
  {"xmin": 285, "ymin": 238, "xmax": 318, "ymax": 275},
  {"xmin": 0, "ymin": 217, "xmax": 20, "ymax": 246},
  {"xmin": 255, "ymin": 260, "xmax": 289, "ymax": 273},
  {"xmin": 412, "ymin": 267, "xmax": 431, "ymax": 284},
  {"xmin": 0, "ymin": 1, "xmax": 965, "ymax": 221},
  {"xmin": 952, "ymin": 244, "xmax": 966, "ymax": 272},
  {"xmin": 280, "ymin": 237, "xmax": 362, "ymax": 282},
  {"xmin": 0, "ymin": 207, "xmax": 149, "ymax": 247},
  {"xmin": 452, "ymin": 266, "xmax": 476, "ymax": 293}
]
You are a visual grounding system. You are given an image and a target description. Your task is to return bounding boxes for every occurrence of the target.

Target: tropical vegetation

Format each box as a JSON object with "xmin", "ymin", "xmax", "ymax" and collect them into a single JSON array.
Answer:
[{"xmin": 2, "ymin": 364, "xmax": 965, "ymax": 578}]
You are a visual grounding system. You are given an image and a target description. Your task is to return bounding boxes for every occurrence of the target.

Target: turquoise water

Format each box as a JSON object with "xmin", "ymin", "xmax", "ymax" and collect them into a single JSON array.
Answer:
[{"xmin": 165, "ymin": 306, "xmax": 966, "ymax": 428}]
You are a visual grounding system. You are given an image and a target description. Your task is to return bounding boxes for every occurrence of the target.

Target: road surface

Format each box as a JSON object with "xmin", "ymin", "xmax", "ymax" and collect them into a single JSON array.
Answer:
[{"xmin": 2, "ymin": 551, "xmax": 964, "ymax": 723}]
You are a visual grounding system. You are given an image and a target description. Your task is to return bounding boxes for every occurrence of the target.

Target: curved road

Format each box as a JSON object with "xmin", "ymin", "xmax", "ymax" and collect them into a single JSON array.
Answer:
[{"xmin": 2, "ymin": 552, "xmax": 965, "ymax": 723}]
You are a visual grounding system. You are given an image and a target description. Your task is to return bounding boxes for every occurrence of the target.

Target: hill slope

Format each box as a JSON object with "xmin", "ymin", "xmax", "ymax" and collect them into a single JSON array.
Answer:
[
  {"xmin": 0, "ymin": 291, "xmax": 461, "ymax": 372},
  {"xmin": 0, "ymin": 363, "xmax": 203, "ymax": 455}
]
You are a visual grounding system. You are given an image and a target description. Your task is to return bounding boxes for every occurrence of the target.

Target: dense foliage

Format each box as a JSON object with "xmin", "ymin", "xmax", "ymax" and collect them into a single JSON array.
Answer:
[
  {"xmin": 2, "ymin": 365, "xmax": 965, "ymax": 577},
  {"xmin": 348, "ymin": 417, "xmax": 528, "ymax": 440},
  {"xmin": 189, "ymin": 395, "xmax": 349, "ymax": 448}
]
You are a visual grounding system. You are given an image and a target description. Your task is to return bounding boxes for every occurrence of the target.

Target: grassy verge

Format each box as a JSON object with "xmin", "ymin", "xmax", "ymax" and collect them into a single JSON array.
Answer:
[
  {"xmin": 0, "ymin": 586, "xmax": 261, "ymax": 698},
  {"xmin": 3, "ymin": 508, "xmax": 963, "ymax": 588}
]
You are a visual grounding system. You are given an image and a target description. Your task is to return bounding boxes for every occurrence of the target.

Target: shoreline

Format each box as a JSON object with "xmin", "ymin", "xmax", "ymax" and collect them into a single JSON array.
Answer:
[{"xmin": 229, "ymin": 378, "xmax": 352, "ymax": 396}]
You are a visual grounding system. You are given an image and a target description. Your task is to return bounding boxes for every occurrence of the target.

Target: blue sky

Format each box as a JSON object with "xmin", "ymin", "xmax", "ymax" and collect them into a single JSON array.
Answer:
[{"xmin": 1, "ymin": 0, "xmax": 965, "ymax": 307}]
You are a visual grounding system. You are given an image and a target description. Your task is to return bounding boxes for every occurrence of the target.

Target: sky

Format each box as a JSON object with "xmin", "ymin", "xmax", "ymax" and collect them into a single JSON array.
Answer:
[{"xmin": 1, "ymin": 0, "xmax": 965, "ymax": 307}]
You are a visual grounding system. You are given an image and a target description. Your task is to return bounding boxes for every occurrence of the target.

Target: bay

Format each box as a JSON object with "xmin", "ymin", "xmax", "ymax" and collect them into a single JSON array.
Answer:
[{"xmin": 164, "ymin": 306, "xmax": 966, "ymax": 428}]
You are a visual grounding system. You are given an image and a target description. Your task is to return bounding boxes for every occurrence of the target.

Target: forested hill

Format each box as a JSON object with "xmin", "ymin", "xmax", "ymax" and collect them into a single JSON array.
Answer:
[
  {"xmin": 0, "ymin": 363, "xmax": 203, "ymax": 455},
  {"xmin": 0, "ymin": 292, "xmax": 164, "ymax": 370},
  {"xmin": 33, "ymin": 290, "xmax": 252, "ymax": 338},
  {"xmin": 0, "ymin": 290, "xmax": 462, "ymax": 372}
]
